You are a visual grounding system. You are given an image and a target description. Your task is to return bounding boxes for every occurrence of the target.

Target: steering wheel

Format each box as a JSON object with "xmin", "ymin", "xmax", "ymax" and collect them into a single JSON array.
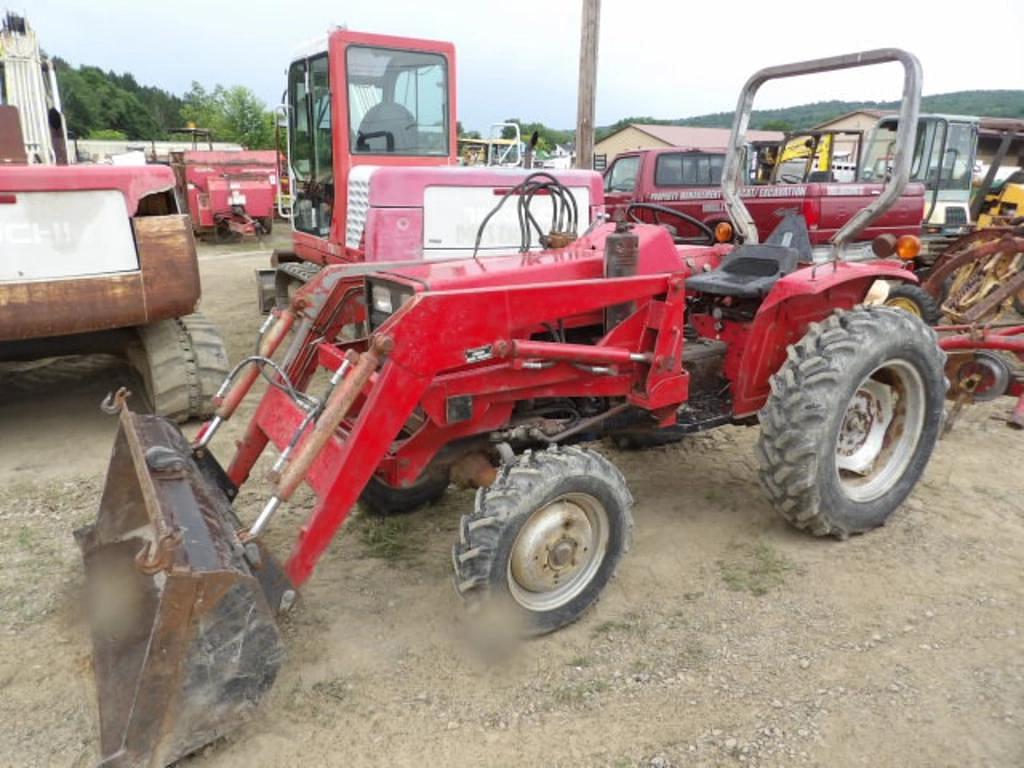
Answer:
[
  {"xmin": 778, "ymin": 173, "xmax": 803, "ymax": 184},
  {"xmin": 626, "ymin": 202, "xmax": 715, "ymax": 245}
]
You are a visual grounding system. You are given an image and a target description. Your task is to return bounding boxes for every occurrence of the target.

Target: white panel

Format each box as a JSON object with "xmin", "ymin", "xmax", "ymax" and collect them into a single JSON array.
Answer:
[
  {"xmin": 422, "ymin": 185, "xmax": 592, "ymax": 259},
  {"xmin": 0, "ymin": 190, "xmax": 139, "ymax": 281}
]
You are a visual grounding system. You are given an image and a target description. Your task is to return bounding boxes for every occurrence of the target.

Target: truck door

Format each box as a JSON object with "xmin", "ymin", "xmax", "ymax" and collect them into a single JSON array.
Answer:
[{"xmin": 603, "ymin": 154, "xmax": 640, "ymax": 215}]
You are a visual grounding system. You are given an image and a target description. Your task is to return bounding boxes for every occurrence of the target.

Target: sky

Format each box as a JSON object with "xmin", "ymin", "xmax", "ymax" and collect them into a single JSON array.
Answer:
[{"xmin": 24, "ymin": 0, "xmax": 1024, "ymax": 132}]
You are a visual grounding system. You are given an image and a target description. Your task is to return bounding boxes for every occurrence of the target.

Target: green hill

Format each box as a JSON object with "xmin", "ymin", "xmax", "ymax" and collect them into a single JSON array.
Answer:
[{"xmin": 597, "ymin": 90, "xmax": 1024, "ymax": 140}]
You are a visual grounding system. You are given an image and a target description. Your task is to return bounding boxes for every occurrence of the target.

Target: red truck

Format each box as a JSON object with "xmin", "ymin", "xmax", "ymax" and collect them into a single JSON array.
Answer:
[
  {"xmin": 170, "ymin": 149, "xmax": 278, "ymax": 241},
  {"xmin": 603, "ymin": 146, "xmax": 925, "ymax": 259}
]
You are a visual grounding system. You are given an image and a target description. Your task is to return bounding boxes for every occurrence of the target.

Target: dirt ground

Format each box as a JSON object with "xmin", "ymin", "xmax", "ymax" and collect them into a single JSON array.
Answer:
[{"xmin": 0, "ymin": 235, "xmax": 1021, "ymax": 768}]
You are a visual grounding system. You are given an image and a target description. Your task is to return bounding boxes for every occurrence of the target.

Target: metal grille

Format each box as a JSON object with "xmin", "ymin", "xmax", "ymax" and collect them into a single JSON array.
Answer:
[
  {"xmin": 345, "ymin": 174, "xmax": 370, "ymax": 250},
  {"xmin": 944, "ymin": 206, "xmax": 968, "ymax": 226}
]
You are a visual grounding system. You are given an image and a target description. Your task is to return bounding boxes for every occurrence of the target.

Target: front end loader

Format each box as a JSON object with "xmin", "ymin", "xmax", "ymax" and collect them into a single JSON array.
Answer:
[{"xmin": 76, "ymin": 49, "xmax": 992, "ymax": 767}]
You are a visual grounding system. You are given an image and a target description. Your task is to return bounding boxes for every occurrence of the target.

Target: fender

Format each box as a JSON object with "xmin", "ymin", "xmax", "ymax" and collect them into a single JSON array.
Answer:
[{"xmin": 731, "ymin": 260, "xmax": 916, "ymax": 416}]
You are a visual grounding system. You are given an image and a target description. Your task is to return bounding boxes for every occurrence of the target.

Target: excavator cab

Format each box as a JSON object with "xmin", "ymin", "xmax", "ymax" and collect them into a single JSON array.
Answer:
[{"xmin": 285, "ymin": 30, "xmax": 456, "ymax": 244}]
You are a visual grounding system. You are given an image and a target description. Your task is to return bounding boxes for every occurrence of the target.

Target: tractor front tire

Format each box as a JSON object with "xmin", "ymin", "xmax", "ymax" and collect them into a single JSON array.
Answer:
[
  {"xmin": 130, "ymin": 313, "xmax": 230, "ymax": 423},
  {"xmin": 453, "ymin": 445, "xmax": 633, "ymax": 636},
  {"xmin": 360, "ymin": 468, "xmax": 450, "ymax": 516},
  {"xmin": 883, "ymin": 283, "xmax": 943, "ymax": 326},
  {"xmin": 756, "ymin": 307, "xmax": 945, "ymax": 538}
]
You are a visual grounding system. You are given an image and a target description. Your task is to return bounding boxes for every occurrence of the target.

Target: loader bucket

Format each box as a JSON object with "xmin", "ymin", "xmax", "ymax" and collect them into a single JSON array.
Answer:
[{"xmin": 75, "ymin": 405, "xmax": 287, "ymax": 767}]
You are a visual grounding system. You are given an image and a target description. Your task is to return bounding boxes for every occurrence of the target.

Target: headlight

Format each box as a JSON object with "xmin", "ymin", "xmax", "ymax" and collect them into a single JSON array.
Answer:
[
  {"xmin": 366, "ymin": 279, "xmax": 415, "ymax": 330},
  {"xmin": 371, "ymin": 284, "xmax": 394, "ymax": 314}
]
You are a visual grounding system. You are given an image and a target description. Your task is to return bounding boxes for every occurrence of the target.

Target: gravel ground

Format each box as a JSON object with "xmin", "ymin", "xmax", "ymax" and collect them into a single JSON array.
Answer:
[{"xmin": 0, "ymin": 235, "xmax": 1021, "ymax": 768}]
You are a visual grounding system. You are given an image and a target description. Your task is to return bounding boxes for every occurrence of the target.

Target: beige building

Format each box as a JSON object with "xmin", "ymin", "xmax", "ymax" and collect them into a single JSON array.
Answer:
[{"xmin": 593, "ymin": 124, "xmax": 783, "ymax": 168}]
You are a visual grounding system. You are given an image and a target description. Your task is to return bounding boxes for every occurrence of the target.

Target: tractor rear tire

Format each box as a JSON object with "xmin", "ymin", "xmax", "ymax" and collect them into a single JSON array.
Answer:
[
  {"xmin": 453, "ymin": 445, "xmax": 633, "ymax": 636},
  {"xmin": 130, "ymin": 313, "xmax": 230, "ymax": 423},
  {"xmin": 360, "ymin": 468, "xmax": 450, "ymax": 516},
  {"xmin": 756, "ymin": 306, "xmax": 945, "ymax": 538},
  {"xmin": 883, "ymin": 283, "xmax": 943, "ymax": 326}
]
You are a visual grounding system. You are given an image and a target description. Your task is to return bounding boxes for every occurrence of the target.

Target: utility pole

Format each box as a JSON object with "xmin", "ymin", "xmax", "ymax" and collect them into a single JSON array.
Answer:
[{"xmin": 575, "ymin": 0, "xmax": 600, "ymax": 169}]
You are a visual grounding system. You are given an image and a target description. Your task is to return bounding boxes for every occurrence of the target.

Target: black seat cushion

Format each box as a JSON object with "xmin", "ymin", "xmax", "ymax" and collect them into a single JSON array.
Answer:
[
  {"xmin": 685, "ymin": 211, "xmax": 810, "ymax": 299},
  {"xmin": 686, "ymin": 244, "xmax": 800, "ymax": 299}
]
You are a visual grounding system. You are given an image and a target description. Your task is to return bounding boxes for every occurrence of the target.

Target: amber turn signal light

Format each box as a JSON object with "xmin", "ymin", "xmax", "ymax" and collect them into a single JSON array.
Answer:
[
  {"xmin": 896, "ymin": 234, "xmax": 921, "ymax": 261},
  {"xmin": 714, "ymin": 221, "xmax": 733, "ymax": 243}
]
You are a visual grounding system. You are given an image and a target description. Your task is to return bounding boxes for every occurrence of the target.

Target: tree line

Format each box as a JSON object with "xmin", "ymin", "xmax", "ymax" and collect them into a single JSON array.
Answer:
[
  {"xmin": 53, "ymin": 57, "xmax": 1021, "ymax": 154},
  {"xmin": 55, "ymin": 59, "xmax": 275, "ymax": 149}
]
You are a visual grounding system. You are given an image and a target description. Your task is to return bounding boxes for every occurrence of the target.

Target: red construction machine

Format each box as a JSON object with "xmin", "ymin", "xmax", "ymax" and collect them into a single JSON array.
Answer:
[
  {"xmin": 75, "ymin": 48, "xmax": 1021, "ymax": 767},
  {"xmin": 257, "ymin": 28, "xmax": 603, "ymax": 311},
  {"xmin": 169, "ymin": 143, "xmax": 279, "ymax": 241},
  {"xmin": 0, "ymin": 128, "xmax": 230, "ymax": 422}
]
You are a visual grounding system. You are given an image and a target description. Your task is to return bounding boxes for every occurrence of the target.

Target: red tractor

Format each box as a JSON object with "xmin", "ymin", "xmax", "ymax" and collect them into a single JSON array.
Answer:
[{"xmin": 75, "ymin": 49, "xmax": 1021, "ymax": 767}]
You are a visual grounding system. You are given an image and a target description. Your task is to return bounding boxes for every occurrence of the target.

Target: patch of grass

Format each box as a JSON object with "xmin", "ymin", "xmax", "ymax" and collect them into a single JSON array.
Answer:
[
  {"xmin": 718, "ymin": 542, "xmax": 794, "ymax": 596},
  {"xmin": 16, "ymin": 526, "xmax": 32, "ymax": 550},
  {"xmin": 567, "ymin": 655, "xmax": 592, "ymax": 668},
  {"xmin": 357, "ymin": 515, "xmax": 418, "ymax": 561},
  {"xmin": 553, "ymin": 678, "xmax": 611, "ymax": 705}
]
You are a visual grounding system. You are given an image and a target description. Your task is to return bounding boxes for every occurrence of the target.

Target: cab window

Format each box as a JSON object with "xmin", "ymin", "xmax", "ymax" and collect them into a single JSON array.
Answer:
[
  {"xmin": 347, "ymin": 46, "xmax": 449, "ymax": 156},
  {"xmin": 288, "ymin": 54, "xmax": 334, "ymax": 237},
  {"xmin": 654, "ymin": 152, "xmax": 724, "ymax": 186}
]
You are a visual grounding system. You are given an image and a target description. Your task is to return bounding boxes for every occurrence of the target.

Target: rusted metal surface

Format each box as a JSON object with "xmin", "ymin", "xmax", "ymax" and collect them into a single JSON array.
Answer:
[
  {"xmin": 0, "ymin": 214, "xmax": 199, "ymax": 342},
  {"xmin": 76, "ymin": 406, "xmax": 285, "ymax": 767},
  {"xmin": 450, "ymin": 452, "xmax": 497, "ymax": 489},
  {"xmin": 925, "ymin": 228, "xmax": 1024, "ymax": 323},
  {"xmin": 136, "ymin": 214, "xmax": 202, "ymax": 320},
  {"xmin": 0, "ymin": 105, "xmax": 28, "ymax": 164}
]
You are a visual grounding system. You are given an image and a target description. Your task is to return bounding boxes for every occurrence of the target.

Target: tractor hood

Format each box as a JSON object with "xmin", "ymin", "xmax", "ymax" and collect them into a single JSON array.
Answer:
[{"xmin": 369, "ymin": 223, "xmax": 691, "ymax": 293}]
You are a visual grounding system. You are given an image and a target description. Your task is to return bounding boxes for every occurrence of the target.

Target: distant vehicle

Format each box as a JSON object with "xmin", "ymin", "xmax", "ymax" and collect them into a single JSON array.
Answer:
[
  {"xmin": 458, "ymin": 122, "xmax": 523, "ymax": 166},
  {"xmin": 860, "ymin": 114, "xmax": 979, "ymax": 255},
  {"xmin": 603, "ymin": 146, "xmax": 925, "ymax": 259}
]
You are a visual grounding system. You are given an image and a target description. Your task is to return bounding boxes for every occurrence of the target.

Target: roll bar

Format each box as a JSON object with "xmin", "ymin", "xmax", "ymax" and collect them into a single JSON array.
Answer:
[{"xmin": 720, "ymin": 48, "xmax": 922, "ymax": 254}]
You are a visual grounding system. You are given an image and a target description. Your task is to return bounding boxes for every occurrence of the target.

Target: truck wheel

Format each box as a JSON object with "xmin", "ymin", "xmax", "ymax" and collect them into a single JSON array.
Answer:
[
  {"xmin": 453, "ymin": 445, "xmax": 633, "ymax": 636},
  {"xmin": 258, "ymin": 216, "xmax": 274, "ymax": 235},
  {"xmin": 883, "ymin": 283, "xmax": 942, "ymax": 325},
  {"xmin": 130, "ymin": 313, "xmax": 230, "ymax": 423},
  {"xmin": 360, "ymin": 467, "xmax": 450, "ymax": 516},
  {"xmin": 756, "ymin": 307, "xmax": 945, "ymax": 538}
]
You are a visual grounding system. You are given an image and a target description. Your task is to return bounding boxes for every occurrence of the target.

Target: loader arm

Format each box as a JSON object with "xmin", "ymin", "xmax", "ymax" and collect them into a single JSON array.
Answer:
[{"xmin": 239, "ymin": 269, "xmax": 688, "ymax": 585}]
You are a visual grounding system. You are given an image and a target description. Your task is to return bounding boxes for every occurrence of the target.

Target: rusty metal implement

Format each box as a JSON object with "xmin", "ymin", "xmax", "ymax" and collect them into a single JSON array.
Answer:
[{"xmin": 75, "ymin": 402, "xmax": 286, "ymax": 767}]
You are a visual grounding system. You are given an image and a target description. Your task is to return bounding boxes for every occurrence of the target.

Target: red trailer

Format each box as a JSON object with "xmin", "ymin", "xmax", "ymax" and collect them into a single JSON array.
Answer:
[{"xmin": 171, "ymin": 149, "xmax": 279, "ymax": 240}]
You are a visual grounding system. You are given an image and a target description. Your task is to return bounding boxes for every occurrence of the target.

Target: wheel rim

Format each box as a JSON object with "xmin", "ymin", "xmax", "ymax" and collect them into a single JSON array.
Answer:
[
  {"xmin": 834, "ymin": 359, "xmax": 925, "ymax": 503},
  {"xmin": 507, "ymin": 492, "xmax": 609, "ymax": 612},
  {"xmin": 885, "ymin": 296, "xmax": 923, "ymax": 318}
]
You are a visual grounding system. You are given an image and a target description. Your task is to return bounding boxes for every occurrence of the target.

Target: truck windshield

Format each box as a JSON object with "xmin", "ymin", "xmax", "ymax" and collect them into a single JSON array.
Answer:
[
  {"xmin": 860, "ymin": 117, "xmax": 976, "ymax": 192},
  {"xmin": 347, "ymin": 46, "xmax": 449, "ymax": 156},
  {"xmin": 605, "ymin": 155, "xmax": 639, "ymax": 192},
  {"xmin": 654, "ymin": 152, "xmax": 724, "ymax": 186}
]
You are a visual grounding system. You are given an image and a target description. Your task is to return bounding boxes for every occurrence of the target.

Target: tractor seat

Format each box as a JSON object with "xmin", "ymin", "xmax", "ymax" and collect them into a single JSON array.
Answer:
[{"xmin": 685, "ymin": 243, "xmax": 800, "ymax": 299}]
